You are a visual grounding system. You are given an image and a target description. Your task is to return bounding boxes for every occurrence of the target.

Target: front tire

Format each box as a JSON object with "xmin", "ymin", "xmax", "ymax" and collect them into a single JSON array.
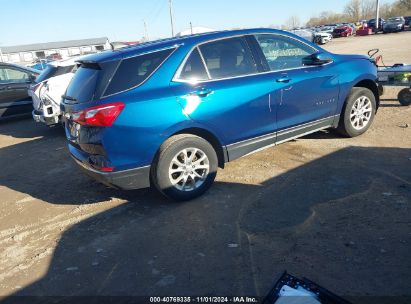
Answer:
[
  {"xmin": 337, "ymin": 87, "xmax": 376, "ymax": 137},
  {"xmin": 151, "ymin": 134, "xmax": 218, "ymax": 201}
]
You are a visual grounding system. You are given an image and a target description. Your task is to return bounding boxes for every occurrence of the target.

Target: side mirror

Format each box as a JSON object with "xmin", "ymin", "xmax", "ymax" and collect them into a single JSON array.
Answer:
[{"xmin": 303, "ymin": 53, "xmax": 333, "ymax": 66}]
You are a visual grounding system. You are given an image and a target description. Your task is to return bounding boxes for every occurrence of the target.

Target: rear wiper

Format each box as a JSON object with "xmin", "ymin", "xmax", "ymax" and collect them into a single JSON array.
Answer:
[{"xmin": 62, "ymin": 95, "xmax": 77, "ymax": 101}]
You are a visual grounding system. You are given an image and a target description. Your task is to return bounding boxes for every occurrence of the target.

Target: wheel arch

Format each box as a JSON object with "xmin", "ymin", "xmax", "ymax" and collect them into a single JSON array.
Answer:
[
  {"xmin": 353, "ymin": 79, "xmax": 380, "ymax": 109},
  {"xmin": 172, "ymin": 127, "xmax": 227, "ymax": 168}
]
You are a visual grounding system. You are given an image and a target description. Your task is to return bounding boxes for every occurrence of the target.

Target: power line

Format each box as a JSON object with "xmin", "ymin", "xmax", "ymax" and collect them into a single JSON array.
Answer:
[{"xmin": 143, "ymin": 0, "xmax": 163, "ymax": 21}]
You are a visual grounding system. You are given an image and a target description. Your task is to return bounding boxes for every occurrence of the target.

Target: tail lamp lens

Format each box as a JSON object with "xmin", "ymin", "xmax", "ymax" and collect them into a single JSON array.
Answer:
[{"xmin": 72, "ymin": 102, "xmax": 125, "ymax": 127}]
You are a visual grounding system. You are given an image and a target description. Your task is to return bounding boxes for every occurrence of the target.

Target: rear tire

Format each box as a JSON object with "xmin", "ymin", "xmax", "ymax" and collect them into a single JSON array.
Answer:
[
  {"xmin": 151, "ymin": 134, "xmax": 218, "ymax": 201},
  {"xmin": 337, "ymin": 87, "xmax": 376, "ymax": 137}
]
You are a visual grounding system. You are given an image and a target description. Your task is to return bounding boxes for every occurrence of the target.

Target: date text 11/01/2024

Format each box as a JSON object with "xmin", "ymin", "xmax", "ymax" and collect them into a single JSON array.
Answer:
[{"xmin": 149, "ymin": 296, "xmax": 259, "ymax": 303}]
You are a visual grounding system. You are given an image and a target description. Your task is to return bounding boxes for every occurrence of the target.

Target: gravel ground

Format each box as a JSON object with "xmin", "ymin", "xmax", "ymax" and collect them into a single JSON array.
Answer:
[{"xmin": 0, "ymin": 32, "xmax": 410, "ymax": 302}]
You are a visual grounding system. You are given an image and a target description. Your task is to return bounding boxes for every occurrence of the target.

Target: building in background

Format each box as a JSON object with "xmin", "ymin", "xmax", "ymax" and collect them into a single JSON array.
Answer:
[{"xmin": 0, "ymin": 37, "xmax": 111, "ymax": 65}]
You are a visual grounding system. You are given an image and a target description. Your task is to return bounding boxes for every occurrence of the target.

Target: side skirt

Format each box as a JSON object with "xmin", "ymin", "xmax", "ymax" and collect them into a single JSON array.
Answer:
[{"xmin": 225, "ymin": 115, "xmax": 339, "ymax": 162}]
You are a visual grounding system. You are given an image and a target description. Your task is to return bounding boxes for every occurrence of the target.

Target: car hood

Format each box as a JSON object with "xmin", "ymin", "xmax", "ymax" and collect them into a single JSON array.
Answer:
[{"xmin": 336, "ymin": 54, "xmax": 371, "ymax": 61}]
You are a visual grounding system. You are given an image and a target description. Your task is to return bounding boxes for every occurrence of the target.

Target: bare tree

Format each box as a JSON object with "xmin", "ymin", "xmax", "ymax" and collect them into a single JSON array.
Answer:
[
  {"xmin": 344, "ymin": 0, "xmax": 362, "ymax": 21},
  {"xmin": 305, "ymin": 0, "xmax": 411, "ymax": 27},
  {"xmin": 379, "ymin": 3, "xmax": 392, "ymax": 18},
  {"xmin": 399, "ymin": 0, "xmax": 411, "ymax": 10},
  {"xmin": 285, "ymin": 16, "xmax": 301, "ymax": 29},
  {"xmin": 361, "ymin": 0, "xmax": 376, "ymax": 19}
]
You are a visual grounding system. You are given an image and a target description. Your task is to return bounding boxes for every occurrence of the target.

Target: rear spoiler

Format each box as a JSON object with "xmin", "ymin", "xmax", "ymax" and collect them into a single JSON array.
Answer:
[{"xmin": 76, "ymin": 60, "xmax": 102, "ymax": 70}]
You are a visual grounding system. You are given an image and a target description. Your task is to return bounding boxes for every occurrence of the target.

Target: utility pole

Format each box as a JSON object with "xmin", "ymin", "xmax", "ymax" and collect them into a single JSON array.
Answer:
[
  {"xmin": 190, "ymin": 22, "xmax": 193, "ymax": 35},
  {"xmin": 143, "ymin": 20, "xmax": 149, "ymax": 41},
  {"xmin": 0, "ymin": 48, "xmax": 3, "ymax": 62},
  {"xmin": 169, "ymin": 0, "xmax": 175, "ymax": 37},
  {"xmin": 375, "ymin": 0, "xmax": 380, "ymax": 32}
]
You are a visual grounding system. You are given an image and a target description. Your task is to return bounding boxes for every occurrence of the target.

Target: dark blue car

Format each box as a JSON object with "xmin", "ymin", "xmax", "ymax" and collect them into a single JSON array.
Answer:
[{"xmin": 61, "ymin": 28, "xmax": 379, "ymax": 201}]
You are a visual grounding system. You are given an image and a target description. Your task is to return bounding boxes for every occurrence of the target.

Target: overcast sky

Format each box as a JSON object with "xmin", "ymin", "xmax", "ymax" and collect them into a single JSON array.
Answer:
[{"xmin": 0, "ymin": 0, "xmax": 396, "ymax": 46}]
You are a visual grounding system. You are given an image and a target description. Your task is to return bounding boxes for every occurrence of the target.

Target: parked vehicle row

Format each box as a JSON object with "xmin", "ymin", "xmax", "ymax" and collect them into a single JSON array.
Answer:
[
  {"xmin": 308, "ymin": 15, "xmax": 409, "ymax": 38},
  {"xmin": 58, "ymin": 28, "xmax": 379, "ymax": 200},
  {"xmin": 383, "ymin": 17, "xmax": 406, "ymax": 33}
]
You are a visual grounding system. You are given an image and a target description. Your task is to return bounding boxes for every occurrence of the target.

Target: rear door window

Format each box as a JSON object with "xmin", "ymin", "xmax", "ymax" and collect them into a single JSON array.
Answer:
[
  {"xmin": 104, "ymin": 48, "xmax": 175, "ymax": 96},
  {"xmin": 198, "ymin": 37, "xmax": 257, "ymax": 79}
]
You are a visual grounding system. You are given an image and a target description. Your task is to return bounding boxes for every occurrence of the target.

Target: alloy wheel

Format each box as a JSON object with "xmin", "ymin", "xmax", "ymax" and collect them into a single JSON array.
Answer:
[
  {"xmin": 168, "ymin": 148, "xmax": 210, "ymax": 192},
  {"xmin": 350, "ymin": 96, "xmax": 373, "ymax": 130}
]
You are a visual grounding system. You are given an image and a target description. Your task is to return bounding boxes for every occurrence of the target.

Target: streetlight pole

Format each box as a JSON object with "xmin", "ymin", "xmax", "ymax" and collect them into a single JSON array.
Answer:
[
  {"xmin": 375, "ymin": 0, "xmax": 380, "ymax": 32},
  {"xmin": 143, "ymin": 20, "xmax": 149, "ymax": 41},
  {"xmin": 169, "ymin": 0, "xmax": 175, "ymax": 37}
]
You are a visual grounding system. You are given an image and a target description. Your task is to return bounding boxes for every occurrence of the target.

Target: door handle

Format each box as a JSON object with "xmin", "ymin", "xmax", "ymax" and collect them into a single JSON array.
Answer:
[
  {"xmin": 276, "ymin": 77, "xmax": 291, "ymax": 83},
  {"xmin": 191, "ymin": 88, "xmax": 213, "ymax": 98}
]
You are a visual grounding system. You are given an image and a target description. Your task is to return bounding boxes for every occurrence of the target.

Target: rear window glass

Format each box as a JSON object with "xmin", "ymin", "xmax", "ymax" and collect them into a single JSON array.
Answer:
[
  {"xmin": 179, "ymin": 48, "xmax": 209, "ymax": 81},
  {"xmin": 36, "ymin": 65, "xmax": 76, "ymax": 83},
  {"xmin": 64, "ymin": 66, "xmax": 100, "ymax": 103},
  {"xmin": 104, "ymin": 48, "xmax": 174, "ymax": 96},
  {"xmin": 199, "ymin": 37, "xmax": 257, "ymax": 79}
]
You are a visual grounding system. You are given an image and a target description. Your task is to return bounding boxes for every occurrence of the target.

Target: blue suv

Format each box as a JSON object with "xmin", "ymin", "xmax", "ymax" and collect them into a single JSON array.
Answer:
[{"xmin": 61, "ymin": 29, "xmax": 378, "ymax": 201}]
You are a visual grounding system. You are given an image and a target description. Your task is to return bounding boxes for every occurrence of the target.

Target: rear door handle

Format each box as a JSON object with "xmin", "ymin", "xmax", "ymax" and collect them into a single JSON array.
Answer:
[
  {"xmin": 191, "ymin": 88, "xmax": 213, "ymax": 98},
  {"xmin": 276, "ymin": 77, "xmax": 291, "ymax": 83}
]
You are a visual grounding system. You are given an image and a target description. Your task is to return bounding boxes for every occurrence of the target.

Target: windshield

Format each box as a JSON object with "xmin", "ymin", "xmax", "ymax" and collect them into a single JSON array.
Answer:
[
  {"xmin": 387, "ymin": 17, "xmax": 402, "ymax": 22},
  {"xmin": 64, "ymin": 66, "xmax": 100, "ymax": 103},
  {"xmin": 36, "ymin": 64, "xmax": 76, "ymax": 83}
]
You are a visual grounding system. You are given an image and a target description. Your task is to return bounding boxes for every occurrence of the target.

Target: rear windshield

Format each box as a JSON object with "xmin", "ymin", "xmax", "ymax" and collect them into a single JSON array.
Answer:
[
  {"xmin": 64, "ymin": 66, "xmax": 100, "ymax": 103},
  {"xmin": 103, "ymin": 48, "xmax": 174, "ymax": 96},
  {"xmin": 36, "ymin": 64, "xmax": 76, "ymax": 83}
]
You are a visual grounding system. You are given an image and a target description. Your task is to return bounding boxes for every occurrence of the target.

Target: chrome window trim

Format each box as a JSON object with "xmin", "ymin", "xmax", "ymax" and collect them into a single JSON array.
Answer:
[
  {"xmin": 101, "ymin": 45, "xmax": 179, "ymax": 99},
  {"xmin": 197, "ymin": 47, "xmax": 211, "ymax": 80},
  {"xmin": 172, "ymin": 32, "xmax": 323, "ymax": 84}
]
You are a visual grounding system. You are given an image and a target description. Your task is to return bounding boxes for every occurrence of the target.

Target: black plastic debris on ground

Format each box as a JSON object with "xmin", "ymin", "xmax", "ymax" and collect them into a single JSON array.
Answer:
[{"xmin": 263, "ymin": 271, "xmax": 352, "ymax": 304}]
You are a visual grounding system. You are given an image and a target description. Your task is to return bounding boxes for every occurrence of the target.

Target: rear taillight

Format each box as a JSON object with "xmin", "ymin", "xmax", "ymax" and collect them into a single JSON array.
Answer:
[
  {"xmin": 72, "ymin": 102, "xmax": 125, "ymax": 127},
  {"xmin": 96, "ymin": 166, "xmax": 114, "ymax": 172}
]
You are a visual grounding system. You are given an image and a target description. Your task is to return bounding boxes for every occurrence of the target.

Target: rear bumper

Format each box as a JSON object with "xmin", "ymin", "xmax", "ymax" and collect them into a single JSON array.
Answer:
[
  {"xmin": 71, "ymin": 154, "xmax": 151, "ymax": 190},
  {"xmin": 32, "ymin": 110, "xmax": 60, "ymax": 125},
  {"xmin": 383, "ymin": 28, "xmax": 402, "ymax": 32}
]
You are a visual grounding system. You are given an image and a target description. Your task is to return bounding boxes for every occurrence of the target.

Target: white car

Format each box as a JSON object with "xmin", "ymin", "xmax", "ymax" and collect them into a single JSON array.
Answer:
[
  {"xmin": 30, "ymin": 57, "xmax": 82, "ymax": 126},
  {"xmin": 289, "ymin": 29, "xmax": 315, "ymax": 43},
  {"xmin": 314, "ymin": 31, "xmax": 333, "ymax": 45}
]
